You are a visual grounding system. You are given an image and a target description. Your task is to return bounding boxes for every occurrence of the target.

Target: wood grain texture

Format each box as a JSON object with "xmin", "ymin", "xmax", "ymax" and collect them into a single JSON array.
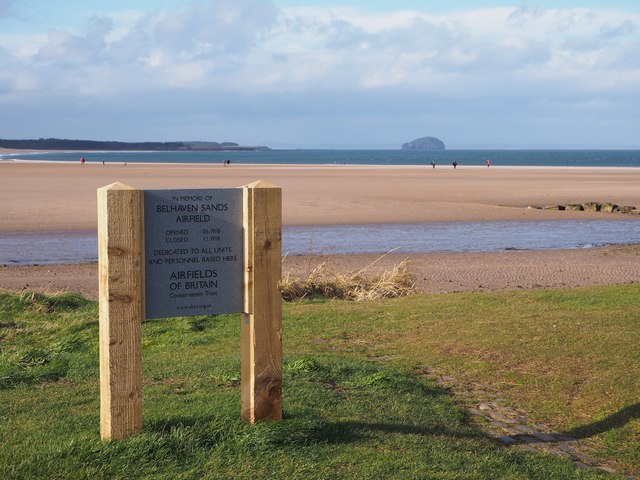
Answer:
[
  {"xmin": 241, "ymin": 181, "xmax": 283, "ymax": 423},
  {"xmin": 97, "ymin": 182, "xmax": 144, "ymax": 440}
]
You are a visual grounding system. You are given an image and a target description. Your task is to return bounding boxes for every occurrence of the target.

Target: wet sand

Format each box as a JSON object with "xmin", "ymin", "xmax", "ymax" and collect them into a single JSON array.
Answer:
[
  {"xmin": 1, "ymin": 160, "xmax": 639, "ymax": 298},
  {"xmin": 1, "ymin": 244, "xmax": 639, "ymax": 300}
]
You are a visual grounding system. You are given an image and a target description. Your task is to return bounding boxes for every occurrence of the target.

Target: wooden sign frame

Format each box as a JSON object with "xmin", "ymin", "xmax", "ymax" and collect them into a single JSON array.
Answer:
[{"xmin": 97, "ymin": 181, "xmax": 282, "ymax": 440}]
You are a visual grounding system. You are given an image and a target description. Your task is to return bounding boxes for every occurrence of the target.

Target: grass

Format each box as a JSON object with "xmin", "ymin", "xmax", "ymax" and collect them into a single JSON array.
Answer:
[{"xmin": 1, "ymin": 287, "xmax": 638, "ymax": 479}]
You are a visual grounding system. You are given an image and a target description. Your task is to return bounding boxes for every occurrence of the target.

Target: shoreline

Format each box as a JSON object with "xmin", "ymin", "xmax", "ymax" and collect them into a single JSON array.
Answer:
[{"xmin": 4, "ymin": 157, "xmax": 640, "ymax": 171}]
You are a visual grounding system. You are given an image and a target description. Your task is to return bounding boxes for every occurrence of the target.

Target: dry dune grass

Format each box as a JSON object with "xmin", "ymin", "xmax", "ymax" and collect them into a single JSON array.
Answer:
[{"xmin": 280, "ymin": 255, "xmax": 417, "ymax": 301}]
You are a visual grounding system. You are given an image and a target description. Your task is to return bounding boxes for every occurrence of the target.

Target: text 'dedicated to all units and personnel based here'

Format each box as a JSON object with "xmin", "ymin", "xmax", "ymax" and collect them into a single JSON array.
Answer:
[{"xmin": 143, "ymin": 189, "xmax": 244, "ymax": 319}]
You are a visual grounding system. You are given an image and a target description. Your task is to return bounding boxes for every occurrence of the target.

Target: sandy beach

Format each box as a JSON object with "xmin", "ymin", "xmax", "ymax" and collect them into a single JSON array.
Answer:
[
  {"xmin": 1, "ymin": 159, "xmax": 640, "ymax": 298},
  {"xmin": 2, "ymin": 161, "xmax": 640, "ymax": 231}
]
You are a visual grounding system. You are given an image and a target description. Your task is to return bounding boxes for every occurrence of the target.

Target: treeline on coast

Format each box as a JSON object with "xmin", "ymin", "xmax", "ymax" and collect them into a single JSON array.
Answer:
[{"xmin": 0, "ymin": 138, "xmax": 270, "ymax": 151}]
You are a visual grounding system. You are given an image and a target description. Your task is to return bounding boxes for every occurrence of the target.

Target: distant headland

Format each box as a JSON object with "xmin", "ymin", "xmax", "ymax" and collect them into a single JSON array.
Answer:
[
  {"xmin": 0, "ymin": 138, "xmax": 270, "ymax": 152},
  {"xmin": 401, "ymin": 136, "xmax": 446, "ymax": 151}
]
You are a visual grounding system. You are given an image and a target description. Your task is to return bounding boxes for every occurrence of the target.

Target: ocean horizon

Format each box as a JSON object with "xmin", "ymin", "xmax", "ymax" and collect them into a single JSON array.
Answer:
[{"xmin": 4, "ymin": 149, "xmax": 640, "ymax": 167}]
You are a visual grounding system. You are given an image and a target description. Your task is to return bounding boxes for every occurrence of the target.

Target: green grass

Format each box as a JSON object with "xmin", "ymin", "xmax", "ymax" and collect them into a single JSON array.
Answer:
[{"xmin": 1, "ymin": 287, "xmax": 638, "ymax": 479}]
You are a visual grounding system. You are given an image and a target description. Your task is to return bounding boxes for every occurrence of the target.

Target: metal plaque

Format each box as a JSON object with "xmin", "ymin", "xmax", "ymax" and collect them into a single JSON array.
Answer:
[{"xmin": 144, "ymin": 189, "xmax": 243, "ymax": 319}]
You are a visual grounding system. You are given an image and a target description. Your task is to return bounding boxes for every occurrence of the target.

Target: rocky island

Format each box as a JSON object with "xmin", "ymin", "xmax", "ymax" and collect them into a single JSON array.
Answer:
[{"xmin": 401, "ymin": 136, "xmax": 446, "ymax": 151}]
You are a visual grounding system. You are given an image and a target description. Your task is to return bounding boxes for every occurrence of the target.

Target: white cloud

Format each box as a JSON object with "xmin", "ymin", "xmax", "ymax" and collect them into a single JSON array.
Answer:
[
  {"xmin": 4, "ymin": 3, "xmax": 639, "ymax": 96},
  {"xmin": 35, "ymin": 17, "xmax": 112, "ymax": 66}
]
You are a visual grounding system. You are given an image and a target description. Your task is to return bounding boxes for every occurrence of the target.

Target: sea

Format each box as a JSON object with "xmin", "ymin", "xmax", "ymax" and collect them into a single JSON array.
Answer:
[
  {"xmin": 2, "ymin": 149, "xmax": 640, "ymax": 265},
  {"xmin": 4, "ymin": 148, "xmax": 640, "ymax": 167}
]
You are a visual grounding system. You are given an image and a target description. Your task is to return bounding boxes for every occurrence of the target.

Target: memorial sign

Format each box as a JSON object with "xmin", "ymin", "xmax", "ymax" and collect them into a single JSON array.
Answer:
[
  {"xmin": 98, "ymin": 181, "xmax": 281, "ymax": 441},
  {"xmin": 144, "ymin": 189, "xmax": 243, "ymax": 319}
]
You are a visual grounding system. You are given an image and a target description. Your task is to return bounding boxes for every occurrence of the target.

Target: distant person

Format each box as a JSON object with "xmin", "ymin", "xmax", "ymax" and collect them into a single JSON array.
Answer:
[
  {"xmin": 80, "ymin": 157, "xmax": 85, "ymax": 165},
  {"xmin": 431, "ymin": 160, "xmax": 436, "ymax": 169},
  {"xmin": 486, "ymin": 159, "xmax": 491, "ymax": 167},
  {"xmin": 452, "ymin": 161, "xmax": 458, "ymax": 169},
  {"xmin": 102, "ymin": 160, "xmax": 105, "ymax": 165}
]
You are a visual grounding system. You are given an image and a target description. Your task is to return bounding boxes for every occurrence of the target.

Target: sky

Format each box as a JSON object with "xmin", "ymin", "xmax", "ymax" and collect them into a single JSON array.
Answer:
[{"xmin": 1, "ymin": 1, "xmax": 640, "ymax": 149}]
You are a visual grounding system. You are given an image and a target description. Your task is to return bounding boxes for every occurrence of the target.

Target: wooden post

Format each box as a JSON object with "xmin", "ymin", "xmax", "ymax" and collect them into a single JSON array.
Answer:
[
  {"xmin": 241, "ymin": 181, "xmax": 283, "ymax": 422},
  {"xmin": 97, "ymin": 182, "xmax": 144, "ymax": 440}
]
